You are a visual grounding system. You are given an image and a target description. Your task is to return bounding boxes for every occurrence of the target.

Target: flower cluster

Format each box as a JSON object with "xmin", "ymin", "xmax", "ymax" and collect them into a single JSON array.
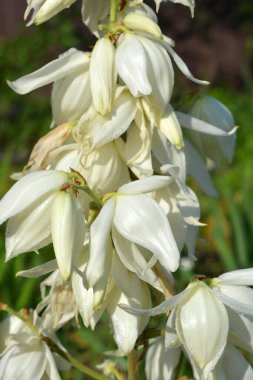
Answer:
[{"xmin": 0, "ymin": 0, "xmax": 250, "ymax": 379}]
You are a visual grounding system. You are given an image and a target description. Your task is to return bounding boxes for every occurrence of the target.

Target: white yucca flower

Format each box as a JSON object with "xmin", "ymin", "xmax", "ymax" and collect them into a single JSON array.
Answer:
[
  {"xmin": 8, "ymin": 49, "xmax": 91, "ymax": 125},
  {"xmin": 0, "ymin": 170, "xmax": 86, "ymax": 280},
  {"xmin": 86, "ymin": 175, "xmax": 180, "ymax": 296},
  {"xmin": 124, "ymin": 268, "xmax": 253, "ymax": 380},
  {"xmin": 0, "ymin": 312, "xmax": 70, "ymax": 380}
]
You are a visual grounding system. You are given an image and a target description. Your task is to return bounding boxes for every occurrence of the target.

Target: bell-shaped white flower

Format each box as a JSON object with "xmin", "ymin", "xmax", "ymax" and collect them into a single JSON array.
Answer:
[
  {"xmin": 25, "ymin": 0, "xmax": 77, "ymax": 25},
  {"xmin": 175, "ymin": 283, "xmax": 228, "ymax": 380},
  {"xmin": 0, "ymin": 170, "xmax": 68, "ymax": 225},
  {"xmin": 0, "ymin": 312, "xmax": 69, "ymax": 380},
  {"xmin": 115, "ymin": 30, "xmax": 174, "ymax": 114},
  {"xmin": 90, "ymin": 37, "xmax": 117, "ymax": 115},
  {"xmin": 187, "ymin": 95, "xmax": 237, "ymax": 166},
  {"xmin": 86, "ymin": 175, "xmax": 180, "ymax": 295}
]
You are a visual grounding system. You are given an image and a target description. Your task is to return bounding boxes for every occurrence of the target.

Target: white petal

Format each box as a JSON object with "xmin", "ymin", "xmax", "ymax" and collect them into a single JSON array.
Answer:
[
  {"xmin": 0, "ymin": 346, "xmax": 46, "ymax": 380},
  {"xmin": 221, "ymin": 344, "xmax": 253, "ymax": 380},
  {"xmin": 145, "ymin": 337, "xmax": 180, "ymax": 380},
  {"xmin": 176, "ymin": 111, "xmax": 236, "ymax": 136},
  {"xmin": 121, "ymin": 287, "xmax": 189, "ymax": 317},
  {"xmin": 116, "ymin": 34, "xmax": 152, "ymax": 96},
  {"xmin": 0, "ymin": 170, "xmax": 67, "ymax": 225},
  {"xmin": 51, "ymin": 65, "xmax": 91, "ymax": 124},
  {"xmin": 107, "ymin": 272, "xmax": 150, "ymax": 355},
  {"xmin": 16, "ymin": 260, "xmax": 57, "ymax": 278},
  {"xmin": 114, "ymin": 194, "xmax": 180, "ymax": 272},
  {"xmin": 51, "ymin": 191, "xmax": 85, "ymax": 281},
  {"xmin": 176, "ymin": 284, "xmax": 228, "ymax": 379},
  {"xmin": 84, "ymin": 143, "xmax": 130, "ymax": 196},
  {"xmin": 118, "ymin": 175, "xmax": 173, "ymax": 195},
  {"xmin": 88, "ymin": 89, "xmax": 137, "ymax": 148},
  {"xmin": 164, "ymin": 44, "xmax": 209, "ymax": 85},
  {"xmin": 185, "ymin": 139, "xmax": 218, "ymax": 197},
  {"xmin": 123, "ymin": 13, "xmax": 162, "ymax": 38},
  {"xmin": 5, "ymin": 193, "xmax": 54, "ymax": 260},
  {"xmin": 159, "ymin": 104, "xmax": 183, "ymax": 148},
  {"xmin": 112, "ymin": 227, "xmax": 164, "ymax": 292},
  {"xmin": 218, "ymin": 268, "xmax": 253, "ymax": 286},
  {"xmin": 86, "ymin": 197, "xmax": 115, "ymax": 287},
  {"xmin": 214, "ymin": 285, "xmax": 253, "ymax": 316},
  {"xmin": 44, "ymin": 345, "xmax": 62, "ymax": 380},
  {"xmin": 8, "ymin": 49, "xmax": 88, "ymax": 94},
  {"xmin": 227, "ymin": 308, "xmax": 253, "ymax": 352},
  {"xmin": 81, "ymin": 0, "xmax": 110, "ymax": 35},
  {"xmin": 34, "ymin": 0, "xmax": 77, "ymax": 24},
  {"xmin": 90, "ymin": 38, "xmax": 117, "ymax": 115}
]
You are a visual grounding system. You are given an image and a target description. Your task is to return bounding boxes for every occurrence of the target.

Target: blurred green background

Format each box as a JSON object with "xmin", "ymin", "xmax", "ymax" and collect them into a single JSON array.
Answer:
[{"xmin": 0, "ymin": 0, "xmax": 253, "ymax": 378}]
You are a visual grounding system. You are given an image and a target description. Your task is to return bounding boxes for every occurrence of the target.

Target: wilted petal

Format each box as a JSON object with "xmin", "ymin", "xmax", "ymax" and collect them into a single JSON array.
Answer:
[
  {"xmin": 16, "ymin": 260, "xmax": 57, "ymax": 278},
  {"xmin": 116, "ymin": 34, "xmax": 152, "ymax": 96},
  {"xmin": 8, "ymin": 49, "xmax": 88, "ymax": 95},
  {"xmin": 176, "ymin": 284, "xmax": 228, "ymax": 379},
  {"xmin": 43, "ymin": 345, "xmax": 62, "ymax": 380},
  {"xmin": 90, "ymin": 38, "xmax": 117, "ymax": 115},
  {"xmin": 51, "ymin": 191, "xmax": 85, "ymax": 281},
  {"xmin": 0, "ymin": 170, "xmax": 67, "ymax": 225},
  {"xmin": 114, "ymin": 194, "xmax": 180, "ymax": 272}
]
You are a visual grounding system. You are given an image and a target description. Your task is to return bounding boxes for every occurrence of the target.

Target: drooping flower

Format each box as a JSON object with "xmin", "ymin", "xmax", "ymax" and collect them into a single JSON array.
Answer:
[
  {"xmin": 0, "ymin": 312, "xmax": 70, "ymax": 380},
  {"xmin": 0, "ymin": 170, "xmax": 86, "ymax": 280},
  {"xmin": 123, "ymin": 268, "xmax": 253, "ymax": 380}
]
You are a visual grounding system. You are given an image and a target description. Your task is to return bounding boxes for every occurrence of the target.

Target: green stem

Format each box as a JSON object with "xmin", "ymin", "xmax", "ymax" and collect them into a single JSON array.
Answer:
[
  {"xmin": 43, "ymin": 337, "xmax": 109, "ymax": 380},
  {"xmin": 110, "ymin": 0, "xmax": 120, "ymax": 25},
  {"xmin": 0, "ymin": 303, "xmax": 39, "ymax": 336},
  {"xmin": 77, "ymin": 185, "xmax": 103, "ymax": 209},
  {"xmin": 127, "ymin": 349, "xmax": 137, "ymax": 380}
]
